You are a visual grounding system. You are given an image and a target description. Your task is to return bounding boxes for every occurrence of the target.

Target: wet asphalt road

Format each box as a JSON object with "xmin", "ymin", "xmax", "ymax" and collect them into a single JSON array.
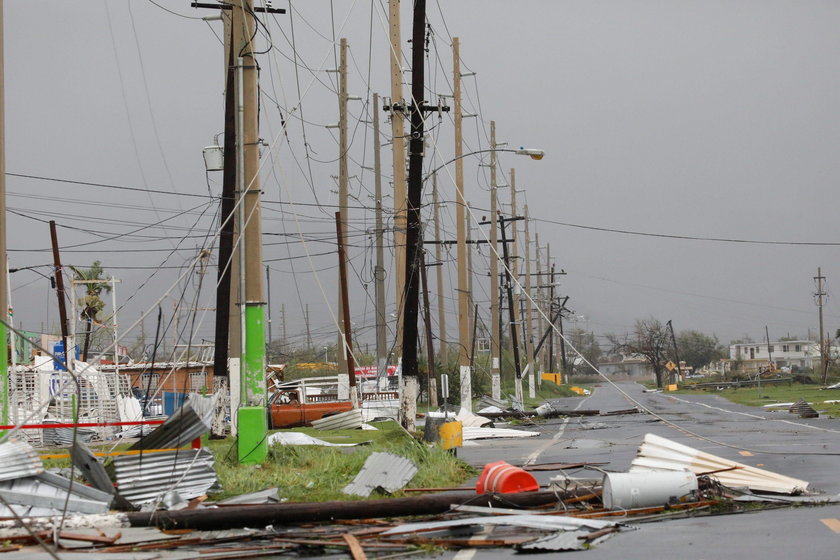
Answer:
[{"xmin": 454, "ymin": 382, "xmax": 840, "ymax": 559}]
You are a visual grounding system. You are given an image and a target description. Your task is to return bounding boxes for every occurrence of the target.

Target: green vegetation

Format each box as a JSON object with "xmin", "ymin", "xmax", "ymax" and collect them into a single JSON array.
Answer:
[
  {"xmin": 680, "ymin": 383, "xmax": 840, "ymax": 418},
  {"xmin": 207, "ymin": 421, "xmax": 474, "ymax": 501}
]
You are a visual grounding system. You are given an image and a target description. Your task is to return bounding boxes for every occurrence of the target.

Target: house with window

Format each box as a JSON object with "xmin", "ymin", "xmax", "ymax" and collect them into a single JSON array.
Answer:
[{"xmin": 728, "ymin": 340, "xmax": 835, "ymax": 372}]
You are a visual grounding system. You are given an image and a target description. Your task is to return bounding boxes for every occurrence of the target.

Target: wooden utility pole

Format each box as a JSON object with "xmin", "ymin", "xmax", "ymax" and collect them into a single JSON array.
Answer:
[
  {"xmin": 0, "ymin": 0, "xmax": 7, "ymax": 425},
  {"xmin": 335, "ymin": 212, "xmax": 358, "ymax": 406},
  {"xmin": 432, "ymin": 173, "xmax": 447, "ymax": 365},
  {"xmin": 545, "ymin": 244, "xmax": 553, "ymax": 372},
  {"xmin": 49, "ymin": 221, "xmax": 69, "ymax": 357},
  {"xmin": 305, "ymin": 303, "xmax": 312, "ymax": 349},
  {"xmin": 388, "ymin": 0, "xmax": 407, "ymax": 360},
  {"xmin": 816, "ymin": 268, "xmax": 828, "ymax": 383},
  {"xmin": 373, "ymin": 94, "xmax": 388, "ymax": 376},
  {"xmin": 499, "ymin": 216, "xmax": 523, "ymax": 407},
  {"xmin": 281, "ymin": 303, "xmax": 286, "ymax": 353},
  {"xmin": 420, "ymin": 249, "xmax": 437, "ymax": 407},
  {"xmin": 335, "ymin": 38, "xmax": 351, "ymax": 379},
  {"xmin": 489, "ymin": 121, "xmax": 501, "ymax": 400},
  {"xmin": 534, "ymin": 233, "xmax": 544, "ymax": 379},
  {"xmin": 453, "ymin": 37, "xmax": 472, "ymax": 411},
  {"xmin": 509, "ymin": 168, "xmax": 524, "ymax": 396},
  {"xmin": 524, "ymin": 209, "xmax": 535, "ymax": 398},
  {"xmin": 398, "ymin": 0, "xmax": 429, "ymax": 431}
]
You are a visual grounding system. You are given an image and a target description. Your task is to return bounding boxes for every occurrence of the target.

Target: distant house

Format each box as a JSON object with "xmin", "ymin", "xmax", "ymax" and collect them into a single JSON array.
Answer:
[{"xmin": 728, "ymin": 340, "xmax": 835, "ymax": 372}]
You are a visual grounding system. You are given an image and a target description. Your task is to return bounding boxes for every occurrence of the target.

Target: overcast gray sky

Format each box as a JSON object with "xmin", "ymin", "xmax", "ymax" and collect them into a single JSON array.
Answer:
[{"xmin": 5, "ymin": 1, "xmax": 840, "ymax": 358}]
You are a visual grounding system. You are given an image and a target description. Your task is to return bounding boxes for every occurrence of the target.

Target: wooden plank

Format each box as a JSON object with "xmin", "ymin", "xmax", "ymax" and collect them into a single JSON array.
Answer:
[{"xmin": 342, "ymin": 533, "xmax": 368, "ymax": 560}]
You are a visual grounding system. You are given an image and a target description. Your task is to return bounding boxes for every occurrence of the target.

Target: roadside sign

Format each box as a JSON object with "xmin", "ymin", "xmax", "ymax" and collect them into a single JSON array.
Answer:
[{"xmin": 665, "ymin": 360, "xmax": 676, "ymax": 371}]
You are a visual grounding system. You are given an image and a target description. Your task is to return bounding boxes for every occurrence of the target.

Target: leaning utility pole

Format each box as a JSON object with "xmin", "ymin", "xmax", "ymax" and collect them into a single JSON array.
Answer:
[
  {"xmin": 509, "ymin": 168, "xmax": 523, "ymax": 392},
  {"xmin": 453, "ymin": 37, "xmax": 472, "ymax": 411},
  {"xmin": 534, "ymin": 233, "xmax": 544, "ymax": 377},
  {"xmin": 399, "ymin": 0, "xmax": 429, "ymax": 431},
  {"xmin": 489, "ymin": 121, "xmax": 501, "ymax": 400},
  {"xmin": 334, "ymin": 38, "xmax": 350, "ymax": 379},
  {"xmin": 335, "ymin": 212, "xmax": 358, "ymax": 406},
  {"xmin": 388, "ymin": 0, "xmax": 407, "ymax": 360},
  {"xmin": 815, "ymin": 268, "xmax": 828, "ymax": 383},
  {"xmin": 49, "ymin": 221, "xmax": 69, "ymax": 358},
  {"xmin": 432, "ymin": 173, "xmax": 447, "ymax": 365},
  {"xmin": 373, "ymin": 94, "xmax": 388, "ymax": 377},
  {"xmin": 499, "ymin": 215, "xmax": 523, "ymax": 407}
]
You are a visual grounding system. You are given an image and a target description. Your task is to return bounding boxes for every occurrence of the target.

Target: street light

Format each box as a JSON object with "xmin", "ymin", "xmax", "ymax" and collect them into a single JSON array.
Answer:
[{"xmin": 424, "ymin": 147, "xmax": 547, "ymax": 182}]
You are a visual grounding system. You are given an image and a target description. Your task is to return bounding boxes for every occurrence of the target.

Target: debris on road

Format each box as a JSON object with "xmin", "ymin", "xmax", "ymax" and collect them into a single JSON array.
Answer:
[
  {"xmin": 602, "ymin": 471, "xmax": 698, "ymax": 509},
  {"xmin": 789, "ymin": 398, "xmax": 819, "ymax": 418},
  {"xmin": 462, "ymin": 426, "xmax": 540, "ymax": 440},
  {"xmin": 630, "ymin": 433, "xmax": 810, "ymax": 494}
]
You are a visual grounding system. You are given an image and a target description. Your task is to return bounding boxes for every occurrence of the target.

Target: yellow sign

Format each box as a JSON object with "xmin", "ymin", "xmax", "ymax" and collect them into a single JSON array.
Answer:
[
  {"xmin": 665, "ymin": 360, "xmax": 676, "ymax": 371},
  {"xmin": 439, "ymin": 421, "xmax": 463, "ymax": 450}
]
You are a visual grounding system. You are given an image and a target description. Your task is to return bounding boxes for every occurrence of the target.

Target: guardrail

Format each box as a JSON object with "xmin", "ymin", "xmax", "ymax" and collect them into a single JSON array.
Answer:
[{"xmin": 682, "ymin": 377, "xmax": 793, "ymax": 390}]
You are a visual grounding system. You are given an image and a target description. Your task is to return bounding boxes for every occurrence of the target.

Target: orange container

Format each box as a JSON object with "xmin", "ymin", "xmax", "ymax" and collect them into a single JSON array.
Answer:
[{"xmin": 475, "ymin": 460, "xmax": 539, "ymax": 494}]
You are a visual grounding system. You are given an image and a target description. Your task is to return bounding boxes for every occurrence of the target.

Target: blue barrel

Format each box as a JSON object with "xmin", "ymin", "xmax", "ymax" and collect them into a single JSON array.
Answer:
[{"xmin": 163, "ymin": 392, "xmax": 188, "ymax": 415}]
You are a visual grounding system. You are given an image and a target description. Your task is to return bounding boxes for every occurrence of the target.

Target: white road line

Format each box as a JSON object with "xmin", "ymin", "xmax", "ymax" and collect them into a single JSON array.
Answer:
[
  {"xmin": 524, "ymin": 392, "xmax": 594, "ymax": 465},
  {"xmin": 667, "ymin": 394, "xmax": 840, "ymax": 434}
]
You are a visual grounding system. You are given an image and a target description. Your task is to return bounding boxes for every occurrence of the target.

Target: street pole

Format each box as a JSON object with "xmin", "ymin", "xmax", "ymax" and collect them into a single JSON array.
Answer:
[
  {"xmin": 373, "ymin": 94, "xmax": 388, "ymax": 378},
  {"xmin": 509, "ymin": 168, "xmax": 524, "ymax": 397},
  {"xmin": 399, "ymin": 0, "xmax": 428, "ymax": 431},
  {"xmin": 49, "ymin": 221, "xmax": 69, "ymax": 360},
  {"xmin": 335, "ymin": 212, "xmax": 358, "ymax": 407},
  {"xmin": 388, "ymin": 0, "xmax": 407, "ymax": 360},
  {"xmin": 420, "ymin": 249, "xmax": 437, "ymax": 407},
  {"xmin": 0, "ymin": 0, "xmax": 6, "ymax": 426},
  {"xmin": 816, "ymin": 268, "xmax": 828, "ymax": 383},
  {"xmin": 233, "ymin": 0, "xmax": 267, "ymax": 464},
  {"xmin": 432, "ymin": 173, "xmax": 447, "ymax": 365},
  {"xmin": 489, "ymin": 121, "xmax": 501, "ymax": 400},
  {"xmin": 335, "ymin": 38, "xmax": 350, "ymax": 380},
  {"xmin": 499, "ymin": 216, "xmax": 523, "ymax": 408},
  {"xmin": 524, "ymin": 204, "xmax": 536, "ymax": 398},
  {"xmin": 453, "ymin": 37, "xmax": 472, "ymax": 411}
]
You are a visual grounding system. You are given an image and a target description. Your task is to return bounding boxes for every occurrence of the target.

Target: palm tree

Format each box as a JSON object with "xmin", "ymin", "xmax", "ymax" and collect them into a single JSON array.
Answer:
[{"xmin": 69, "ymin": 261, "xmax": 112, "ymax": 362}]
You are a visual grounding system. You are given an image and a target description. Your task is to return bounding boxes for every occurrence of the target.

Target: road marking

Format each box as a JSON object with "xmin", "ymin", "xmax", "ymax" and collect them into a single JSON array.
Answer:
[
  {"xmin": 524, "ymin": 392, "xmax": 594, "ymax": 465},
  {"xmin": 739, "ymin": 451, "xmax": 753, "ymax": 456},
  {"xmin": 820, "ymin": 519, "xmax": 840, "ymax": 533}
]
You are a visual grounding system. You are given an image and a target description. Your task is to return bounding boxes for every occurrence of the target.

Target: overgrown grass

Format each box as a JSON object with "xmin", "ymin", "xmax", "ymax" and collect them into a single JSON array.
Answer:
[
  {"xmin": 679, "ymin": 383, "xmax": 840, "ymax": 417},
  {"xmin": 207, "ymin": 421, "xmax": 475, "ymax": 502}
]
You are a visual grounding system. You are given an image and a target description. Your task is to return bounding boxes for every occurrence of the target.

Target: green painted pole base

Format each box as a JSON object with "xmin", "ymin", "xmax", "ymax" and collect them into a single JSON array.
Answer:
[{"xmin": 237, "ymin": 406, "xmax": 268, "ymax": 464}]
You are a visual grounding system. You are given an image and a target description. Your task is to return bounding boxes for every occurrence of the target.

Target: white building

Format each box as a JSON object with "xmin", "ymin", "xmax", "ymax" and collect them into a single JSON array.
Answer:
[{"xmin": 728, "ymin": 340, "xmax": 834, "ymax": 371}]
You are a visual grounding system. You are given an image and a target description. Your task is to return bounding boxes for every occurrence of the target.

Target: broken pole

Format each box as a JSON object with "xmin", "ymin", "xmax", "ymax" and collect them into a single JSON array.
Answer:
[{"xmin": 335, "ymin": 211, "xmax": 358, "ymax": 406}]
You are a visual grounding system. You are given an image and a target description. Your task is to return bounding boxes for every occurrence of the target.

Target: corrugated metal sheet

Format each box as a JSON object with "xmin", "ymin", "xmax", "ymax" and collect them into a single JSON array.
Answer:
[
  {"xmin": 0, "ymin": 471, "xmax": 112, "ymax": 517},
  {"xmin": 462, "ymin": 426, "xmax": 540, "ymax": 440},
  {"xmin": 382, "ymin": 514, "xmax": 621, "ymax": 536},
  {"xmin": 130, "ymin": 394, "xmax": 214, "ymax": 451},
  {"xmin": 311, "ymin": 407, "xmax": 363, "ymax": 430},
  {"xmin": 629, "ymin": 433, "xmax": 809, "ymax": 494},
  {"xmin": 342, "ymin": 452, "xmax": 418, "ymax": 497},
  {"xmin": 0, "ymin": 440, "xmax": 44, "ymax": 482},
  {"xmin": 218, "ymin": 488, "xmax": 282, "ymax": 505},
  {"xmin": 111, "ymin": 448, "xmax": 219, "ymax": 505},
  {"xmin": 517, "ymin": 530, "xmax": 591, "ymax": 552},
  {"xmin": 42, "ymin": 426, "xmax": 96, "ymax": 446}
]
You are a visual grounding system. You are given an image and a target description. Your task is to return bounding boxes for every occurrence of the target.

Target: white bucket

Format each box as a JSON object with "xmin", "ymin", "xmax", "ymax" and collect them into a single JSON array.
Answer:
[
  {"xmin": 203, "ymin": 145, "xmax": 224, "ymax": 171},
  {"xmin": 602, "ymin": 471, "xmax": 698, "ymax": 510},
  {"xmin": 535, "ymin": 402, "xmax": 554, "ymax": 417}
]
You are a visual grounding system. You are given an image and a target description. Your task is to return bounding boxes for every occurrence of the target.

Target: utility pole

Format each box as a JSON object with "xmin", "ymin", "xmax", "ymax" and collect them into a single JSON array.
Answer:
[
  {"xmin": 49, "ymin": 221, "xmax": 69, "ymax": 359},
  {"xmin": 399, "ymin": 0, "xmax": 429, "ymax": 431},
  {"xmin": 388, "ymin": 0, "xmax": 407, "ymax": 361},
  {"xmin": 420, "ymin": 249, "xmax": 437, "ymax": 407},
  {"xmin": 234, "ymin": 0, "xmax": 267, "ymax": 464},
  {"xmin": 509, "ymin": 168, "xmax": 523, "ymax": 396},
  {"xmin": 453, "ymin": 37, "xmax": 472, "ymax": 411},
  {"xmin": 281, "ymin": 303, "xmax": 286, "ymax": 353},
  {"xmin": 0, "ymin": 0, "xmax": 6, "ymax": 426},
  {"xmin": 524, "ymin": 204, "xmax": 536, "ymax": 398},
  {"xmin": 335, "ymin": 212, "xmax": 358, "ymax": 406},
  {"xmin": 815, "ymin": 268, "xmax": 828, "ymax": 383},
  {"xmin": 266, "ymin": 264, "xmax": 272, "ymax": 356},
  {"xmin": 335, "ymin": 38, "xmax": 350, "ymax": 380},
  {"xmin": 432, "ymin": 173, "xmax": 447, "ymax": 365},
  {"xmin": 373, "ymin": 94, "xmax": 388, "ymax": 377},
  {"xmin": 666, "ymin": 319, "xmax": 681, "ymax": 384},
  {"xmin": 534, "ymin": 233, "xmax": 544, "ymax": 379},
  {"xmin": 489, "ymin": 121, "xmax": 501, "ymax": 400},
  {"xmin": 546, "ymin": 244, "xmax": 554, "ymax": 372},
  {"xmin": 305, "ymin": 303, "xmax": 312, "ymax": 350},
  {"xmin": 499, "ymin": 215, "xmax": 524, "ymax": 408}
]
